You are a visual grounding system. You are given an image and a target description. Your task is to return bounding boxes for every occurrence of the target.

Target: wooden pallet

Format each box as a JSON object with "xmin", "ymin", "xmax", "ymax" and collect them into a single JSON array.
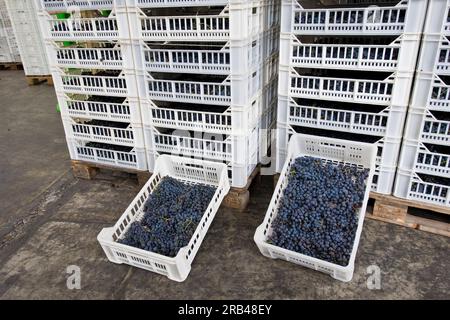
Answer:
[
  {"xmin": 71, "ymin": 160, "xmax": 151, "ymax": 187},
  {"xmin": 25, "ymin": 75, "xmax": 53, "ymax": 86},
  {"xmin": 0, "ymin": 62, "xmax": 22, "ymax": 70},
  {"xmin": 223, "ymin": 166, "xmax": 261, "ymax": 212},
  {"xmin": 366, "ymin": 193, "xmax": 450, "ymax": 237}
]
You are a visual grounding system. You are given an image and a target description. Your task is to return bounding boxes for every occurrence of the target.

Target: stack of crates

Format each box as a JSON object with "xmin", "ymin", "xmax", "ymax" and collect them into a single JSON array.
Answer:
[
  {"xmin": 395, "ymin": 0, "xmax": 450, "ymax": 207},
  {"xmin": 0, "ymin": 0, "xmax": 20, "ymax": 63},
  {"xmin": 276, "ymin": 0, "xmax": 427, "ymax": 194},
  {"xmin": 5, "ymin": 0, "xmax": 49, "ymax": 76},
  {"xmin": 126, "ymin": 0, "xmax": 280, "ymax": 188},
  {"xmin": 34, "ymin": 0, "xmax": 280, "ymax": 186},
  {"xmin": 34, "ymin": 0, "xmax": 147, "ymax": 171}
]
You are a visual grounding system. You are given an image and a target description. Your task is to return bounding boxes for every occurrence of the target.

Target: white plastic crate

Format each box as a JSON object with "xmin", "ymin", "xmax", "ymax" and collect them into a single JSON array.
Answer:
[
  {"xmin": 52, "ymin": 67, "xmax": 136, "ymax": 97},
  {"xmin": 145, "ymin": 125, "xmax": 260, "ymax": 188},
  {"xmin": 53, "ymin": 44, "xmax": 124, "ymax": 69},
  {"xmin": 58, "ymin": 93, "xmax": 142, "ymax": 123},
  {"xmin": 288, "ymin": 71, "xmax": 413, "ymax": 107},
  {"xmin": 145, "ymin": 76, "xmax": 231, "ymax": 106},
  {"xmin": 5, "ymin": 0, "xmax": 50, "ymax": 75},
  {"xmin": 62, "ymin": 116, "xmax": 145, "ymax": 148},
  {"xmin": 149, "ymin": 127, "xmax": 234, "ymax": 162},
  {"xmin": 142, "ymin": 44, "xmax": 231, "ymax": 75},
  {"xmin": 36, "ymin": 7, "xmax": 130, "ymax": 42},
  {"xmin": 284, "ymin": 0, "xmax": 427, "ymax": 36},
  {"xmin": 125, "ymin": 0, "xmax": 228, "ymax": 8},
  {"xmin": 408, "ymin": 73, "xmax": 450, "ymax": 113},
  {"xmin": 418, "ymin": 34, "xmax": 450, "ymax": 74},
  {"xmin": 138, "ymin": 70, "xmax": 263, "ymax": 108},
  {"xmin": 398, "ymin": 139, "xmax": 450, "ymax": 177},
  {"xmin": 129, "ymin": 9, "xmax": 230, "ymax": 42},
  {"xmin": 38, "ymin": 0, "xmax": 115, "ymax": 12},
  {"xmin": 394, "ymin": 168, "xmax": 450, "ymax": 207},
  {"xmin": 0, "ymin": 1, "xmax": 20, "ymax": 62},
  {"xmin": 289, "ymin": 34, "xmax": 420, "ymax": 73},
  {"xmin": 0, "ymin": 36, "xmax": 17, "ymax": 62},
  {"xmin": 137, "ymin": 39, "xmax": 263, "ymax": 76},
  {"xmin": 421, "ymin": 0, "xmax": 450, "ymax": 35},
  {"xmin": 404, "ymin": 108, "xmax": 450, "ymax": 146},
  {"xmin": 140, "ymin": 94, "xmax": 261, "ymax": 135},
  {"xmin": 283, "ymin": 98, "xmax": 406, "ymax": 138},
  {"xmin": 97, "ymin": 155, "xmax": 230, "ymax": 282},
  {"xmin": 254, "ymin": 134, "xmax": 377, "ymax": 282},
  {"xmin": 126, "ymin": 4, "xmax": 263, "ymax": 42},
  {"xmin": 67, "ymin": 138, "xmax": 147, "ymax": 170}
]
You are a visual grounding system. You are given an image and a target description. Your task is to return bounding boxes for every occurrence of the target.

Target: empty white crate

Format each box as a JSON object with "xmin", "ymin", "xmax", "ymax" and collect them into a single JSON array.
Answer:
[
  {"xmin": 62, "ymin": 116, "xmax": 145, "ymax": 148},
  {"xmin": 254, "ymin": 134, "xmax": 377, "ymax": 282},
  {"xmin": 67, "ymin": 138, "xmax": 147, "ymax": 170},
  {"xmin": 137, "ymin": 38, "xmax": 263, "ymax": 76},
  {"xmin": 289, "ymin": 34, "xmax": 420, "ymax": 73},
  {"xmin": 52, "ymin": 67, "xmax": 136, "ymax": 97},
  {"xmin": 140, "ymin": 96, "xmax": 262, "ymax": 135},
  {"xmin": 398, "ymin": 139, "xmax": 450, "ymax": 177},
  {"xmin": 38, "ymin": 0, "xmax": 115, "ymax": 12},
  {"xmin": 145, "ymin": 125, "xmax": 260, "ymax": 188},
  {"xmin": 286, "ymin": 0, "xmax": 427, "ymax": 36},
  {"xmin": 58, "ymin": 93, "xmax": 142, "ymax": 123},
  {"xmin": 283, "ymin": 97, "xmax": 407, "ymax": 138},
  {"xmin": 97, "ymin": 155, "xmax": 230, "ymax": 282},
  {"xmin": 288, "ymin": 71, "xmax": 413, "ymax": 107},
  {"xmin": 126, "ymin": 3, "xmax": 264, "ymax": 42},
  {"xmin": 395, "ymin": 168, "xmax": 450, "ymax": 206},
  {"xmin": 52, "ymin": 44, "xmax": 124, "ymax": 69}
]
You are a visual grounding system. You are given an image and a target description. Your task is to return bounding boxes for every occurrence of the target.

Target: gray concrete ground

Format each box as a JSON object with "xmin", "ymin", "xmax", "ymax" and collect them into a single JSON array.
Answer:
[{"xmin": 0, "ymin": 70, "xmax": 449, "ymax": 299}]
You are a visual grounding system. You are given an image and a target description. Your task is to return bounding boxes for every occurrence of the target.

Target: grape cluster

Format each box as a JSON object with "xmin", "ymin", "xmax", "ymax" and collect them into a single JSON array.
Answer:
[
  {"xmin": 119, "ymin": 177, "xmax": 216, "ymax": 257},
  {"xmin": 268, "ymin": 156, "xmax": 369, "ymax": 266}
]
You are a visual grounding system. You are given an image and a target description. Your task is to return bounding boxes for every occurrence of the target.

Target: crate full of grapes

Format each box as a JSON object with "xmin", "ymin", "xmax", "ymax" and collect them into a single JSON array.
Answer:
[
  {"xmin": 97, "ymin": 155, "xmax": 230, "ymax": 282},
  {"xmin": 254, "ymin": 134, "xmax": 377, "ymax": 282}
]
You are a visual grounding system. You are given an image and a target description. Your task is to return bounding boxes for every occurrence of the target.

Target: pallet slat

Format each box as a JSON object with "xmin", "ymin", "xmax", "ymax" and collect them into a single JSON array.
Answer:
[
  {"xmin": 71, "ymin": 160, "xmax": 151, "ymax": 187},
  {"xmin": 367, "ymin": 192, "xmax": 450, "ymax": 237},
  {"xmin": 26, "ymin": 75, "xmax": 53, "ymax": 86}
]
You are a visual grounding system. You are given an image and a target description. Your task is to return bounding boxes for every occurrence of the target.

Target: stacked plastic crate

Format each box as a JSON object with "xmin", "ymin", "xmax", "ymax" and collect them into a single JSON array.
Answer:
[
  {"xmin": 0, "ymin": 0, "xmax": 20, "ymax": 63},
  {"xmin": 34, "ymin": 0, "xmax": 147, "ymax": 171},
  {"xmin": 276, "ymin": 0, "xmax": 427, "ymax": 194},
  {"xmin": 5, "ymin": 0, "xmax": 49, "ymax": 76},
  {"xmin": 126, "ymin": 0, "xmax": 280, "ymax": 188},
  {"xmin": 395, "ymin": 0, "xmax": 450, "ymax": 207}
]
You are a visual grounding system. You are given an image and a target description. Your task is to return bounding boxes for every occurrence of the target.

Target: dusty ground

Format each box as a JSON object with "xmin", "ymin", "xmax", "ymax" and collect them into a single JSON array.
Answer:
[{"xmin": 0, "ymin": 70, "xmax": 449, "ymax": 299}]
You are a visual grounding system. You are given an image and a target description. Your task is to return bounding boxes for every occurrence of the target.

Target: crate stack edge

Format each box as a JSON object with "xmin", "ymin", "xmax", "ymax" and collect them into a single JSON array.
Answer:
[
  {"xmin": 5, "ymin": 0, "xmax": 49, "ymax": 76},
  {"xmin": 276, "ymin": 0, "xmax": 427, "ymax": 194},
  {"xmin": 395, "ymin": 0, "xmax": 450, "ymax": 207},
  {"xmin": 34, "ymin": 0, "xmax": 148, "ymax": 171},
  {"xmin": 0, "ymin": 0, "xmax": 20, "ymax": 63}
]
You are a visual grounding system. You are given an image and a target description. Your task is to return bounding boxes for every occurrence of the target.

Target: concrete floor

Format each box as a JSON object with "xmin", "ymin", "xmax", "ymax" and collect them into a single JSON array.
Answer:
[{"xmin": 0, "ymin": 70, "xmax": 449, "ymax": 299}]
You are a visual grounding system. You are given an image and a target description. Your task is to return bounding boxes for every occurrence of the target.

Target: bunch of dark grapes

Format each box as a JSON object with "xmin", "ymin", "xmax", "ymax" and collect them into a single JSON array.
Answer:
[
  {"xmin": 118, "ymin": 177, "xmax": 216, "ymax": 257},
  {"xmin": 268, "ymin": 156, "xmax": 369, "ymax": 266}
]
